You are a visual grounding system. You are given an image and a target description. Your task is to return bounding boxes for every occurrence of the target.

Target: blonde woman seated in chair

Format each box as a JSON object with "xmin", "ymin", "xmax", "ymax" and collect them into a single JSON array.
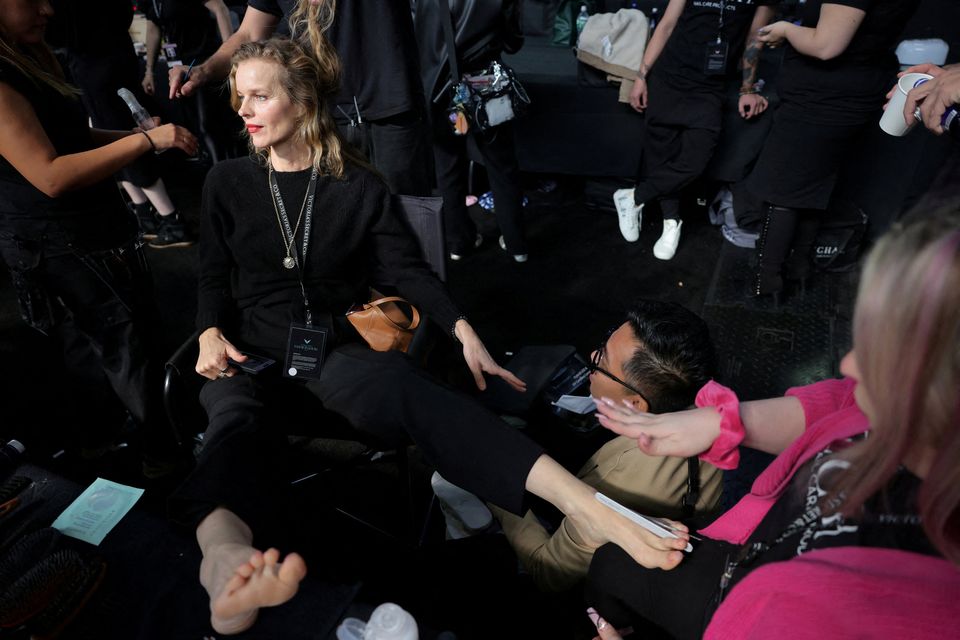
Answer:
[{"xmin": 169, "ymin": 36, "xmax": 692, "ymax": 636}]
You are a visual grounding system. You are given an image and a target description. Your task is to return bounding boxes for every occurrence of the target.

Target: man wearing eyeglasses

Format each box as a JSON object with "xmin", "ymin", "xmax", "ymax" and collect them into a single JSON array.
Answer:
[{"xmin": 490, "ymin": 300, "xmax": 724, "ymax": 592}]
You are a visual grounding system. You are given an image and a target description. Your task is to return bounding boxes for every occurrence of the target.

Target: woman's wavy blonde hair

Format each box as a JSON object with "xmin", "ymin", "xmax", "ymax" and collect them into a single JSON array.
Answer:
[
  {"xmin": 832, "ymin": 207, "xmax": 960, "ymax": 565},
  {"xmin": 229, "ymin": 36, "xmax": 358, "ymax": 178},
  {"xmin": 288, "ymin": 0, "xmax": 339, "ymax": 84}
]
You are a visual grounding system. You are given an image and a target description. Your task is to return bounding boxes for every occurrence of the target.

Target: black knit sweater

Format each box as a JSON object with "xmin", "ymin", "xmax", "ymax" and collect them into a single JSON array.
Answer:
[{"xmin": 198, "ymin": 157, "xmax": 460, "ymax": 360}]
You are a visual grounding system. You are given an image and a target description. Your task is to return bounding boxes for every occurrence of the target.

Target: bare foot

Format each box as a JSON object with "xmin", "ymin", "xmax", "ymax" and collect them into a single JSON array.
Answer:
[
  {"xmin": 199, "ymin": 543, "xmax": 307, "ymax": 634},
  {"xmin": 567, "ymin": 502, "xmax": 688, "ymax": 571}
]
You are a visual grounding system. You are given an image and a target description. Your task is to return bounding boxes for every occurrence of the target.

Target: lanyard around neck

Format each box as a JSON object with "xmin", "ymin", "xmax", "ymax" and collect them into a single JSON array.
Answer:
[
  {"xmin": 716, "ymin": 1, "xmax": 726, "ymax": 44},
  {"xmin": 268, "ymin": 166, "xmax": 319, "ymax": 326}
]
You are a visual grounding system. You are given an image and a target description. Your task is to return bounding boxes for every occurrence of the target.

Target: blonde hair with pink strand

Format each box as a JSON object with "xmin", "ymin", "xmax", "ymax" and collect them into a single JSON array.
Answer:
[{"xmin": 833, "ymin": 209, "xmax": 960, "ymax": 565}]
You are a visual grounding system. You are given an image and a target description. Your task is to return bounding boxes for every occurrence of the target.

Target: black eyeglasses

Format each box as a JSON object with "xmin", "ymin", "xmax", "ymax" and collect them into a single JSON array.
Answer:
[{"xmin": 588, "ymin": 328, "xmax": 651, "ymax": 407}]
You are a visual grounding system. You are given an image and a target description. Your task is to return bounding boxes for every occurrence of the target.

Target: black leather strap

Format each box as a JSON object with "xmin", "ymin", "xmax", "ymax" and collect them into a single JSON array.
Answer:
[
  {"xmin": 438, "ymin": 0, "xmax": 460, "ymax": 83},
  {"xmin": 681, "ymin": 456, "xmax": 701, "ymax": 517}
]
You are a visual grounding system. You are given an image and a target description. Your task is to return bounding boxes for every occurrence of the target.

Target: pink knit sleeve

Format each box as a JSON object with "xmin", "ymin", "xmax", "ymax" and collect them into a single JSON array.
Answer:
[{"xmin": 785, "ymin": 378, "xmax": 858, "ymax": 431}]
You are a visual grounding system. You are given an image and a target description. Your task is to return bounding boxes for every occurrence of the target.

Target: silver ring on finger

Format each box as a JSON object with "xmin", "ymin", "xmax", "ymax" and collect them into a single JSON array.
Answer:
[{"xmin": 217, "ymin": 370, "xmax": 227, "ymax": 379}]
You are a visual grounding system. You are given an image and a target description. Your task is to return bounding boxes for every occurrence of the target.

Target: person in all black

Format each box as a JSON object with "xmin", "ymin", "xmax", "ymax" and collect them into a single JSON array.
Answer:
[
  {"xmin": 613, "ymin": 0, "xmax": 776, "ymax": 261},
  {"xmin": 413, "ymin": 0, "xmax": 530, "ymax": 262},
  {"xmin": 0, "ymin": 0, "xmax": 198, "ymax": 474},
  {"xmin": 142, "ymin": 0, "xmax": 246, "ymax": 162},
  {"xmin": 173, "ymin": 37, "xmax": 689, "ymax": 635},
  {"xmin": 168, "ymin": 0, "xmax": 434, "ymax": 197},
  {"xmin": 586, "ymin": 211, "xmax": 960, "ymax": 639},
  {"xmin": 748, "ymin": 0, "xmax": 920, "ymax": 300},
  {"xmin": 47, "ymin": 0, "xmax": 194, "ymax": 248}
]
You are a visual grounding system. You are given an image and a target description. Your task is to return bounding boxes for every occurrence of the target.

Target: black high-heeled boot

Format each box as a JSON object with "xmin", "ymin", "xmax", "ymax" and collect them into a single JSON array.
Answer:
[
  {"xmin": 783, "ymin": 211, "xmax": 821, "ymax": 296},
  {"xmin": 754, "ymin": 204, "xmax": 799, "ymax": 303}
]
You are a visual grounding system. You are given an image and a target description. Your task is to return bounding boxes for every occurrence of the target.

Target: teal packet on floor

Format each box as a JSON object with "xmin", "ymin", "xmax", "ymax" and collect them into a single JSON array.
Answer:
[{"xmin": 51, "ymin": 477, "xmax": 144, "ymax": 545}]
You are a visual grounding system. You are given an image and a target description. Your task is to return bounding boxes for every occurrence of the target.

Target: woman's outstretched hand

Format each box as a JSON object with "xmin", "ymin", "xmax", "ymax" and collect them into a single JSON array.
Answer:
[
  {"xmin": 145, "ymin": 123, "xmax": 199, "ymax": 156},
  {"xmin": 196, "ymin": 327, "xmax": 248, "ymax": 380},
  {"xmin": 453, "ymin": 319, "xmax": 526, "ymax": 392},
  {"xmin": 594, "ymin": 397, "xmax": 721, "ymax": 458}
]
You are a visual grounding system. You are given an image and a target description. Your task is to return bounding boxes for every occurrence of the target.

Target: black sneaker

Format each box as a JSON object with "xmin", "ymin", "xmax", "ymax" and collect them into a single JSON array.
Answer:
[
  {"xmin": 133, "ymin": 202, "xmax": 159, "ymax": 239},
  {"xmin": 148, "ymin": 216, "xmax": 195, "ymax": 248}
]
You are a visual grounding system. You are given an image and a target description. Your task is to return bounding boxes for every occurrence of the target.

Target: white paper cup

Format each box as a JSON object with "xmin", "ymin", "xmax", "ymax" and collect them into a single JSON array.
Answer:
[{"xmin": 880, "ymin": 72, "xmax": 934, "ymax": 136}]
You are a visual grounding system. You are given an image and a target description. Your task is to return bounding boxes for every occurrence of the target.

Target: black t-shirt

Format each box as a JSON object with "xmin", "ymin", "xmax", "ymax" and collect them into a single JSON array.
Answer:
[
  {"xmin": 0, "ymin": 59, "xmax": 133, "ymax": 252},
  {"xmin": 727, "ymin": 445, "xmax": 938, "ymax": 594},
  {"xmin": 247, "ymin": 0, "xmax": 424, "ymax": 121},
  {"xmin": 777, "ymin": 0, "xmax": 921, "ymax": 124},
  {"xmin": 145, "ymin": 0, "xmax": 223, "ymax": 64},
  {"xmin": 655, "ymin": 0, "xmax": 776, "ymax": 92}
]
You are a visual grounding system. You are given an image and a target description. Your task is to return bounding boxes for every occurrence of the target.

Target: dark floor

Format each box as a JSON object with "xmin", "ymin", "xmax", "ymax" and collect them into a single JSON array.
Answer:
[{"xmin": 0, "ymin": 150, "xmax": 957, "ymax": 638}]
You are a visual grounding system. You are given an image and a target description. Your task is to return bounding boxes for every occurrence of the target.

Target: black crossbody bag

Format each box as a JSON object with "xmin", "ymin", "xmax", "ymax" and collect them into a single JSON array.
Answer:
[{"xmin": 439, "ymin": 0, "xmax": 530, "ymax": 136}]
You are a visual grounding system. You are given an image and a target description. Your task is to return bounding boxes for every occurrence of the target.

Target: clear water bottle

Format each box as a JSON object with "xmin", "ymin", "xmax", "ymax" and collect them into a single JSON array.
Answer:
[
  {"xmin": 336, "ymin": 603, "xmax": 418, "ymax": 640},
  {"xmin": 117, "ymin": 88, "xmax": 155, "ymax": 131},
  {"xmin": 576, "ymin": 5, "xmax": 590, "ymax": 36}
]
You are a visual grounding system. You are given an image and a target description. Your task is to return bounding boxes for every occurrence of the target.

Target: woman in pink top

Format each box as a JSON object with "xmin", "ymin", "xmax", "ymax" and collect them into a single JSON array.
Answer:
[{"xmin": 584, "ymin": 209, "xmax": 960, "ymax": 639}]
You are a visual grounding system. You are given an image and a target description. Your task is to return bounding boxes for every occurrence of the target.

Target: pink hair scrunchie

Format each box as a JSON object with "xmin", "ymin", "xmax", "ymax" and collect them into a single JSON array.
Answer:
[{"xmin": 694, "ymin": 380, "xmax": 745, "ymax": 470}]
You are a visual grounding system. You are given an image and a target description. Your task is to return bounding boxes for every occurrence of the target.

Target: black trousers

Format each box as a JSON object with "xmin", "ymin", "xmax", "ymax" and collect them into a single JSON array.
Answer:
[
  {"xmin": 170, "ymin": 344, "xmax": 545, "ymax": 533},
  {"xmin": 0, "ymin": 237, "xmax": 173, "ymax": 457},
  {"xmin": 633, "ymin": 72, "xmax": 724, "ymax": 220},
  {"xmin": 584, "ymin": 540, "xmax": 730, "ymax": 640},
  {"xmin": 745, "ymin": 101, "xmax": 867, "ymax": 211},
  {"xmin": 338, "ymin": 108, "xmax": 434, "ymax": 197},
  {"xmin": 430, "ymin": 105, "xmax": 527, "ymax": 255}
]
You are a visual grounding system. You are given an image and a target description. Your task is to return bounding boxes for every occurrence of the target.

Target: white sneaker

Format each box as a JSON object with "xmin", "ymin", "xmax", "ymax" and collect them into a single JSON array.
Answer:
[
  {"xmin": 449, "ymin": 233, "xmax": 483, "ymax": 261},
  {"xmin": 431, "ymin": 472, "xmax": 493, "ymax": 538},
  {"xmin": 498, "ymin": 235, "xmax": 528, "ymax": 263},
  {"xmin": 613, "ymin": 188, "xmax": 643, "ymax": 242},
  {"xmin": 653, "ymin": 219, "xmax": 682, "ymax": 260}
]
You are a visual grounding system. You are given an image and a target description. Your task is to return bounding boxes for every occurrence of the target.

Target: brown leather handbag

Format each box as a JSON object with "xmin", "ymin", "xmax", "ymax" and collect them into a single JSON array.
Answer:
[{"xmin": 345, "ymin": 296, "xmax": 421, "ymax": 352}]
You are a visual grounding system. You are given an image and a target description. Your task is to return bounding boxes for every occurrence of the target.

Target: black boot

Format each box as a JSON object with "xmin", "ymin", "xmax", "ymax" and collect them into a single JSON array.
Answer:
[
  {"xmin": 754, "ymin": 204, "xmax": 798, "ymax": 302},
  {"xmin": 783, "ymin": 211, "xmax": 821, "ymax": 291},
  {"xmin": 133, "ymin": 202, "xmax": 159, "ymax": 239},
  {"xmin": 148, "ymin": 212, "xmax": 195, "ymax": 249}
]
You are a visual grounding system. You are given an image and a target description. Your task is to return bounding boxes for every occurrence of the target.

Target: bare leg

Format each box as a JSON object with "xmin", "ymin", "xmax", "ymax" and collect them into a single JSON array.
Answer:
[
  {"xmin": 524, "ymin": 455, "xmax": 688, "ymax": 570},
  {"xmin": 121, "ymin": 181, "xmax": 148, "ymax": 205},
  {"xmin": 196, "ymin": 508, "xmax": 307, "ymax": 635},
  {"xmin": 140, "ymin": 178, "xmax": 177, "ymax": 216}
]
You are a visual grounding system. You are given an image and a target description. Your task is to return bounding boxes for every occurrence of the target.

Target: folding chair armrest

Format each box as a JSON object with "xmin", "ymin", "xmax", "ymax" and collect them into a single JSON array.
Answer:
[
  {"xmin": 164, "ymin": 329, "xmax": 203, "ymax": 449},
  {"xmin": 166, "ymin": 329, "xmax": 203, "ymax": 376}
]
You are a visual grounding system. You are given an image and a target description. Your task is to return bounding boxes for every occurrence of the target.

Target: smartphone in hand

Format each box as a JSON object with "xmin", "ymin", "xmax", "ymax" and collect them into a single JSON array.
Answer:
[{"xmin": 229, "ymin": 352, "xmax": 276, "ymax": 375}]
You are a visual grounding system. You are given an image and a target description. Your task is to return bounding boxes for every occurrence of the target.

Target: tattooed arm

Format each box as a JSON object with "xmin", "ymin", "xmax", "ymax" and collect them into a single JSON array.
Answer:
[{"xmin": 738, "ymin": 5, "xmax": 775, "ymax": 119}]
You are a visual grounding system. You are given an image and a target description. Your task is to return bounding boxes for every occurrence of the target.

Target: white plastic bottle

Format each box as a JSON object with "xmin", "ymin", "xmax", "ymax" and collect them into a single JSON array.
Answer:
[
  {"xmin": 335, "ymin": 602, "xmax": 418, "ymax": 640},
  {"xmin": 576, "ymin": 5, "xmax": 590, "ymax": 35},
  {"xmin": 366, "ymin": 603, "xmax": 418, "ymax": 640}
]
